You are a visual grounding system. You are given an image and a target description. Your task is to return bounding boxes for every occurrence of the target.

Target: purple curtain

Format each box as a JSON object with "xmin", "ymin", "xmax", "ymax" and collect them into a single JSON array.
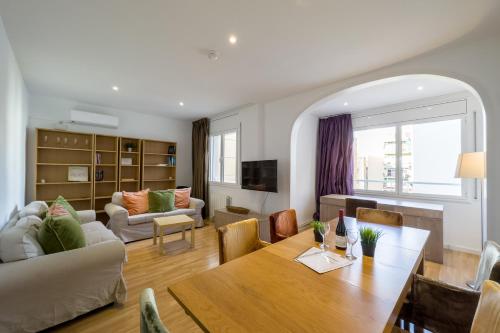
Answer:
[{"xmin": 314, "ymin": 114, "xmax": 354, "ymax": 219}]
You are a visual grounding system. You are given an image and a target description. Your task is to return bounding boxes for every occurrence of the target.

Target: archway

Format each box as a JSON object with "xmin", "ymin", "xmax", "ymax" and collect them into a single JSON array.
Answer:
[{"xmin": 290, "ymin": 74, "xmax": 487, "ymax": 253}]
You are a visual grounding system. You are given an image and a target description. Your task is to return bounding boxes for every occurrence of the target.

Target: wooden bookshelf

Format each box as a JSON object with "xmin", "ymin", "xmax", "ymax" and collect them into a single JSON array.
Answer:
[
  {"xmin": 35, "ymin": 128, "xmax": 94, "ymax": 210},
  {"xmin": 141, "ymin": 139, "xmax": 176, "ymax": 191},
  {"xmin": 94, "ymin": 135, "xmax": 118, "ymax": 222},
  {"xmin": 119, "ymin": 137, "xmax": 142, "ymax": 192}
]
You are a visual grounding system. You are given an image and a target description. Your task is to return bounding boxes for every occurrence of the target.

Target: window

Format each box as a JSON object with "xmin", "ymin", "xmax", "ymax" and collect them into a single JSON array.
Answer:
[
  {"xmin": 209, "ymin": 130, "xmax": 238, "ymax": 184},
  {"xmin": 354, "ymin": 118, "xmax": 463, "ymax": 198}
]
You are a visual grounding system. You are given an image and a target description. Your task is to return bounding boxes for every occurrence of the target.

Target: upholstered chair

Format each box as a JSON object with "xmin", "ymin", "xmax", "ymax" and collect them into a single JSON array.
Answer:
[
  {"xmin": 397, "ymin": 256, "xmax": 500, "ymax": 332},
  {"xmin": 218, "ymin": 218, "xmax": 270, "ymax": 265},
  {"xmin": 345, "ymin": 198, "xmax": 377, "ymax": 218},
  {"xmin": 269, "ymin": 209, "xmax": 299, "ymax": 243},
  {"xmin": 356, "ymin": 207, "xmax": 403, "ymax": 226},
  {"xmin": 469, "ymin": 240, "xmax": 500, "ymax": 290},
  {"xmin": 140, "ymin": 288, "xmax": 169, "ymax": 333},
  {"xmin": 470, "ymin": 280, "xmax": 500, "ymax": 333}
]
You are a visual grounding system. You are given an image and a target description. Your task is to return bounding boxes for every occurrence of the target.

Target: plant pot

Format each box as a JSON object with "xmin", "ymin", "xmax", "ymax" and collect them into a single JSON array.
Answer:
[
  {"xmin": 313, "ymin": 229, "xmax": 323, "ymax": 242},
  {"xmin": 361, "ymin": 241, "xmax": 377, "ymax": 257},
  {"xmin": 127, "ymin": 147, "xmax": 132, "ymax": 152}
]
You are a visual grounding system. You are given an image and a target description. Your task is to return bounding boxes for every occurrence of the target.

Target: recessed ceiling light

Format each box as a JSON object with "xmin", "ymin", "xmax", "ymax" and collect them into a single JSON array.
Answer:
[
  {"xmin": 229, "ymin": 35, "xmax": 238, "ymax": 45},
  {"xmin": 343, "ymin": 102, "xmax": 349, "ymax": 106},
  {"xmin": 179, "ymin": 101, "xmax": 184, "ymax": 107},
  {"xmin": 417, "ymin": 86, "xmax": 424, "ymax": 91},
  {"xmin": 112, "ymin": 85, "xmax": 119, "ymax": 91}
]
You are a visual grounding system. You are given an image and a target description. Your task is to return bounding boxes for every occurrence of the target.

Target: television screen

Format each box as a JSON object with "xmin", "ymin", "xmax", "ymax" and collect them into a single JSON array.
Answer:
[{"xmin": 241, "ymin": 160, "xmax": 278, "ymax": 193}]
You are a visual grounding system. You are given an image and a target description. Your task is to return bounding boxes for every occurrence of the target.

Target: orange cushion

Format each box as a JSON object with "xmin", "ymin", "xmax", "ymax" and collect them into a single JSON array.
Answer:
[
  {"xmin": 122, "ymin": 189, "xmax": 149, "ymax": 216},
  {"xmin": 175, "ymin": 188, "xmax": 191, "ymax": 208}
]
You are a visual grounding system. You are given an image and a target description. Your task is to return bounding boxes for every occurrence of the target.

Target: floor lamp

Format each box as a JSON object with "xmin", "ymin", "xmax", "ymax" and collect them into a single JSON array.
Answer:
[{"xmin": 455, "ymin": 151, "xmax": 486, "ymax": 289}]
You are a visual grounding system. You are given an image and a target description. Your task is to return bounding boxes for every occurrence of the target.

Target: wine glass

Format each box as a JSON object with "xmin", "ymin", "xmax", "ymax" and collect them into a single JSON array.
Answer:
[
  {"xmin": 319, "ymin": 221, "xmax": 331, "ymax": 251},
  {"xmin": 346, "ymin": 228, "xmax": 359, "ymax": 260}
]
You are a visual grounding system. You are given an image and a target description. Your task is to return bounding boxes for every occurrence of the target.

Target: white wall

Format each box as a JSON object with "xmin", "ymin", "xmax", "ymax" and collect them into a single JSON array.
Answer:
[
  {"xmin": 0, "ymin": 18, "xmax": 29, "ymax": 228},
  {"xmin": 26, "ymin": 95, "xmax": 193, "ymax": 202},
  {"xmin": 210, "ymin": 23, "xmax": 500, "ymax": 246}
]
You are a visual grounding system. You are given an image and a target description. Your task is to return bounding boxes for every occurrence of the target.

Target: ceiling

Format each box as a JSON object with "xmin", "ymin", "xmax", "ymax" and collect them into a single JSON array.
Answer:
[
  {"xmin": 312, "ymin": 76, "xmax": 467, "ymax": 117},
  {"xmin": 0, "ymin": 0, "xmax": 498, "ymax": 120}
]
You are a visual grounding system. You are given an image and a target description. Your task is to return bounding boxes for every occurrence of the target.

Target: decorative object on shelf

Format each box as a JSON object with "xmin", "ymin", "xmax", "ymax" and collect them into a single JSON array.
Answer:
[
  {"xmin": 121, "ymin": 157, "xmax": 132, "ymax": 165},
  {"xmin": 168, "ymin": 145, "xmax": 176, "ymax": 154},
  {"xmin": 68, "ymin": 166, "xmax": 89, "ymax": 182},
  {"xmin": 56, "ymin": 136, "xmax": 61, "ymax": 144},
  {"xmin": 124, "ymin": 142, "xmax": 136, "ymax": 152},
  {"xmin": 168, "ymin": 176, "xmax": 173, "ymax": 180},
  {"xmin": 85, "ymin": 138, "xmax": 89, "ymax": 146},
  {"xmin": 226, "ymin": 195, "xmax": 232, "ymax": 207},
  {"xmin": 63, "ymin": 137, "xmax": 68, "ymax": 145},
  {"xmin": 44, "ymin": 135, "xmax": 48, "ymax": 143},
  {"xmin": 359, "ymin": 227, "xmax": 383, "ymax": 257},
  {"xmin": 95, "ymin": 169, "xmax": 104, "ymax": 181},
  {"xmin": 73, "ymin": 138, "xmax": 78, "ymax": 145},
  {"xmin": 40, "ymin": 179, "xmax": 46, "ymax": 184},
  {"xmin": 311, "ymin": 220, "xmax": 324, "ymax": 243},
  {"xmin": 95, "ymin": 153, "xmax": 102, "ymax": 165},
  {"xmin": 226, "ymin": 206, "xmax": 250, "ymax": 215}
]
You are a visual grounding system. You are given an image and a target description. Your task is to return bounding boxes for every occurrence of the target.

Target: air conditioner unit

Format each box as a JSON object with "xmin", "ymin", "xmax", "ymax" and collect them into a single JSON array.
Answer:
[{"xmin": 70, "ymin": 110, "xmax": 119, "ymax": 129}]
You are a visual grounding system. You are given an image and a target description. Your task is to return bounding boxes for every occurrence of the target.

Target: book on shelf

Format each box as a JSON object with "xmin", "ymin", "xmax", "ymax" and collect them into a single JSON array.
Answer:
[
  {"xmin": 167, "ymin": 156, "xmax": 176, "ymax": 166},
  {"xmin": 95, "ymin": 152, "xmax": 102, "ymax": 164}
]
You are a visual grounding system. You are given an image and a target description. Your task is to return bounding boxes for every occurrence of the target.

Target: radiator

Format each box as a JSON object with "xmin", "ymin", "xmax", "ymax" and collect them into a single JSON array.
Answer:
[{"xmin": 210, "ymin": 191, "xmax": 228, "ymax": 218}]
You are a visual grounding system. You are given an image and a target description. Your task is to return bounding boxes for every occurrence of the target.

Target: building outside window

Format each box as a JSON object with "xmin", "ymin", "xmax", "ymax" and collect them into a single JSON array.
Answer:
[{"xmin": 209, "ymin": 129, "xmax": 239, "ymax": 184}]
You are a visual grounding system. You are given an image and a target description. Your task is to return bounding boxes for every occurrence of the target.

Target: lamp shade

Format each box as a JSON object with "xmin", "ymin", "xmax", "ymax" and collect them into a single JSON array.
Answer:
[{"xmin": 455, "ymin": 152, "xmax": 486, "ymax": 179}]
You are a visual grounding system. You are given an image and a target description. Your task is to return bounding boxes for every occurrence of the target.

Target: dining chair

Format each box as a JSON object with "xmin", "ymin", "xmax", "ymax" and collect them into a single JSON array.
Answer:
[
  {"xmin": 397, "ymin": 261, "xmax": 500, "ymax": 332},
  {"xmin": 345, "ymin": 198, "xmax": 377, "ymax": 218},
  {"xmin": 140, "ymin": 288, "xmax": 169, "ymax": 333},
  {"xmin": 269, "ymin": 209, "xmax": 298, "ymax": 243},
  {"xmin": 470, "ymin": 280, "xmax": 500, "ymax": 333},
  {"xmin": 356, "ymin": 207, "xmax": 403, "ymax": 226},
  {"xmin": 218, "ymin": 218, "xmax": 271, "ymax": 265},
  {"xmin": 468, "ymin": 240, "xmax": 500, "ymax": 290}
]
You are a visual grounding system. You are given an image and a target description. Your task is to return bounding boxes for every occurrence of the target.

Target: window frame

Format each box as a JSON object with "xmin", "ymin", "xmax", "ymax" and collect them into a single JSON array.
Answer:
[
  {"xmin": 353, "ymin": 114, "xmax": 467, "ymax": 202},
  {"xmin": 209, "ymin": 128, "xmax": 240, "ymax": 187}
]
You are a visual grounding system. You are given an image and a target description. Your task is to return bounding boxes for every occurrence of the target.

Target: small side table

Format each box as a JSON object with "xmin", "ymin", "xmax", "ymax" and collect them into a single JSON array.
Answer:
[{"xmin": 153, "ymin": 214, "xmax": 195, "ymax": 254}]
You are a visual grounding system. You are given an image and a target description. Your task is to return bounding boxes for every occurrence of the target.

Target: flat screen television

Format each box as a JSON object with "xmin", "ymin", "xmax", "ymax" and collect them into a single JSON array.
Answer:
[{"xmin": 241, "ymin": 160, "xmax": 278, "ymax": 193}]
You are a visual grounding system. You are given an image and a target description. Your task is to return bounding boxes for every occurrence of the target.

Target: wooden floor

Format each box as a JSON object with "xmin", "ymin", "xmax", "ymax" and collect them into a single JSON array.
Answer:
[{"xmin": 51, "ymin": 224, "xmax": 479, "ymax": 333}]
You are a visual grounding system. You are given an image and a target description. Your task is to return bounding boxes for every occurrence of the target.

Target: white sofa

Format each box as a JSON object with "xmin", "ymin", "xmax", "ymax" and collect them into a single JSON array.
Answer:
[
  {"xmin": 105, "ymin": 192, "xmax": 205, "ymax": 242},
  {"xmin": 0, "ymin": 207, "xmax": 127, "ymax": 333}
]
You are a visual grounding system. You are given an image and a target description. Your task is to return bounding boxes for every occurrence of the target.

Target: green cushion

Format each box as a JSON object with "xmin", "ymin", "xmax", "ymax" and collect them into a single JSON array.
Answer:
[
  {"xmin": 148, "ymin": 190, "xmax": 175, "ymax": 213},
  {"xmin": 52, "ymin": 195, "xmax": 79, "ymax": 221},
  {"xmin": 37, "ymin": 214, "xmax": 86, "ymax": 254}
]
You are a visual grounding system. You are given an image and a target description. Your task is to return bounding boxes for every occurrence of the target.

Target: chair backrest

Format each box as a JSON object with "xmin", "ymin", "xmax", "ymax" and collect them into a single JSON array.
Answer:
[
  {"xmin": 269, "ymin": 209, "xmax": 298, "ymax": 243},
  {"xmin": 356, "ymin": 207, "xmax": 403, "ymax": 226},
  {"xmin": 345, "ymin": 198, "xmax": 377, "ymax": 218},
  {"xmin": 218, "ymin": 218, "xmax": 261, "ymax": 265},
  {"xmin": 470, "ymin": 280, "xmax": 500, "ymax": 333},
  {"xmin": 140, "ymin": 288, "xmax": 169, "ymax": 333},
  {"xmin": 472, "ymin": 240, "xmax": 500, "ymax": 291}
]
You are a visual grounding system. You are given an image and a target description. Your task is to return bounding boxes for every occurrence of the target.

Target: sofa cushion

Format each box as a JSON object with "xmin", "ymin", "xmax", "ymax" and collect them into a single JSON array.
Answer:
[
  {"xmin": 81, "ymin": 222, "xmax": 119, "ymax": 246},
  {"xmin": 37, "ymin": 214, "xmax": 86, "ymax": 254},
  {"xmin": 128, "ymin": 212, "xmax": 165, "ymax": 225},
  {"xmin": 2, "ymin": 210, "xmax": 20, "ymax": 231},
  {"xmin": 164, "ymin": 208, "xmax": 196, "ymax": 217},
  {"xmin": 175, "ymin": 188, "xmax": 191, "ymax": 208},
  {"xmin": 18, "ymin": 201, "xmax": 49, "ymax": 219},
  {"xmin": 122, "ymin": 189, "xmax": 150, "ymax": 216},
  {"xmin": 0, "ymin": 216, "xmax": 44, "ymax": 262},
  {"xmin": 148, "ymin": 190, "xmax": 175, "ymax": 213}
]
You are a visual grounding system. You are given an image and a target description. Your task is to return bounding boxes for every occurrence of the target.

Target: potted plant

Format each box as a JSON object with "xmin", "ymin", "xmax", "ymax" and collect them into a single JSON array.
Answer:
[
  {"xmin": 359, "ymin": 227, "xmax": 383, "ymax": 257},
  {"xmin": 124, "ymin": 142, "xmax": 136, "ymax": 152},
  {"xmin": 311, "ymin": 220, "xmax": 324, "ymax": 242}
]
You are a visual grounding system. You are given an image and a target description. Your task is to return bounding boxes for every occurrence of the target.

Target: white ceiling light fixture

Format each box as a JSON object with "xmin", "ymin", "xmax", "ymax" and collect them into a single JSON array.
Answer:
[
  {"xmin": 417, "ymin": 86, "xmax": 424, "ymax": 91},
  {"xmin": 179, "ymin": 101, "xmax": 184, "ymax": 107},
  {"xmin": 112, "ymin": 85, "xmax": 119, "ymax": 91},
  {"xmin": 343, "ymin": 101, "xmax": 349, "ymax": 106},
  {"xmin": 207, "ymin": 50, "xmax": 220, "ymax": 61},
  {"xmin": 229, "ymin": 34, "xmax": 238, "ymax": 45}
]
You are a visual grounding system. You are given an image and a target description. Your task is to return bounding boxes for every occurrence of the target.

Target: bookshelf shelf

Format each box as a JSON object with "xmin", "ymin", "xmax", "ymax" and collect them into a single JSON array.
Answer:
[
  {"xmin": 119, "ymin": 137, "xmax": 141, "ymax": 192},
  {"xmin": 141, "ymin": 140, "xmax": 177, "ymax": 190}
]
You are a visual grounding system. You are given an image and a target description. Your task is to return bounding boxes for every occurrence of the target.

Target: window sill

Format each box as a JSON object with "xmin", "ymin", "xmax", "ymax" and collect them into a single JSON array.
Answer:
[{"xmin": 209, "ymin": 182, "xmax": 241, "ymax": 190}]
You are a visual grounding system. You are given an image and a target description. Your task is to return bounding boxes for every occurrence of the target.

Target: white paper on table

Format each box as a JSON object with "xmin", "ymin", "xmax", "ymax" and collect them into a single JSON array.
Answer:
[{"xmin": 295, "ymin": 247, "xmax": 353, "ymax": 274}]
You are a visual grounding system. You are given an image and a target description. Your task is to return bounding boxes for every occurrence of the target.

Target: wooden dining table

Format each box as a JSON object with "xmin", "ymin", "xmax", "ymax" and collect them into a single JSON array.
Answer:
[{"xmin": 168, "ymin": 217, "xmax": 430, "ymax": 332}]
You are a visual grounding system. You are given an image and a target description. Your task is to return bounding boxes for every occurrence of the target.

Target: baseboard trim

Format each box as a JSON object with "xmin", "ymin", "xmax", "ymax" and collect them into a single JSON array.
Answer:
[{"xmin": 444, "ymin": 244, "xmax": 481, "ymax": 255}]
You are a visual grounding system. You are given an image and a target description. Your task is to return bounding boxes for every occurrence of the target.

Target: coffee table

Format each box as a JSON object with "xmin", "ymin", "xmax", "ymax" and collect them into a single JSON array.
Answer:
[{"xmin": 153, "ymin": 214, "xmax": 195, "ymax": 254}]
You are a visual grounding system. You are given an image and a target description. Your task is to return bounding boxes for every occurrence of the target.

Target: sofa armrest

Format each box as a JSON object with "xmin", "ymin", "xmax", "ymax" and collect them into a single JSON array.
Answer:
[
  {"xmin": 77, "ymin": 210, "xmax": 96, "ymax": 224},
  {"xmin": 0, "ymin": 240, "xmax": 127, "ymax": 331},
  {"xmin": 189, "ymin": 197, "xmax": 205, "ymax": 210},
  {"xmin": 105, "ymin": 203, "xmax": 129, "ymax": 224}
]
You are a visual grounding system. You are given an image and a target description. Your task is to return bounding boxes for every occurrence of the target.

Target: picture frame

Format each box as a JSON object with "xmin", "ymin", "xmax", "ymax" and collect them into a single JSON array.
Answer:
[
  {"xmin": 121, "ymin": 157, "xmax": 133, "ymax": 165},
  {"xmin": 68, "ymin": 166, "xmax": 89, "ymax": 182}
]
